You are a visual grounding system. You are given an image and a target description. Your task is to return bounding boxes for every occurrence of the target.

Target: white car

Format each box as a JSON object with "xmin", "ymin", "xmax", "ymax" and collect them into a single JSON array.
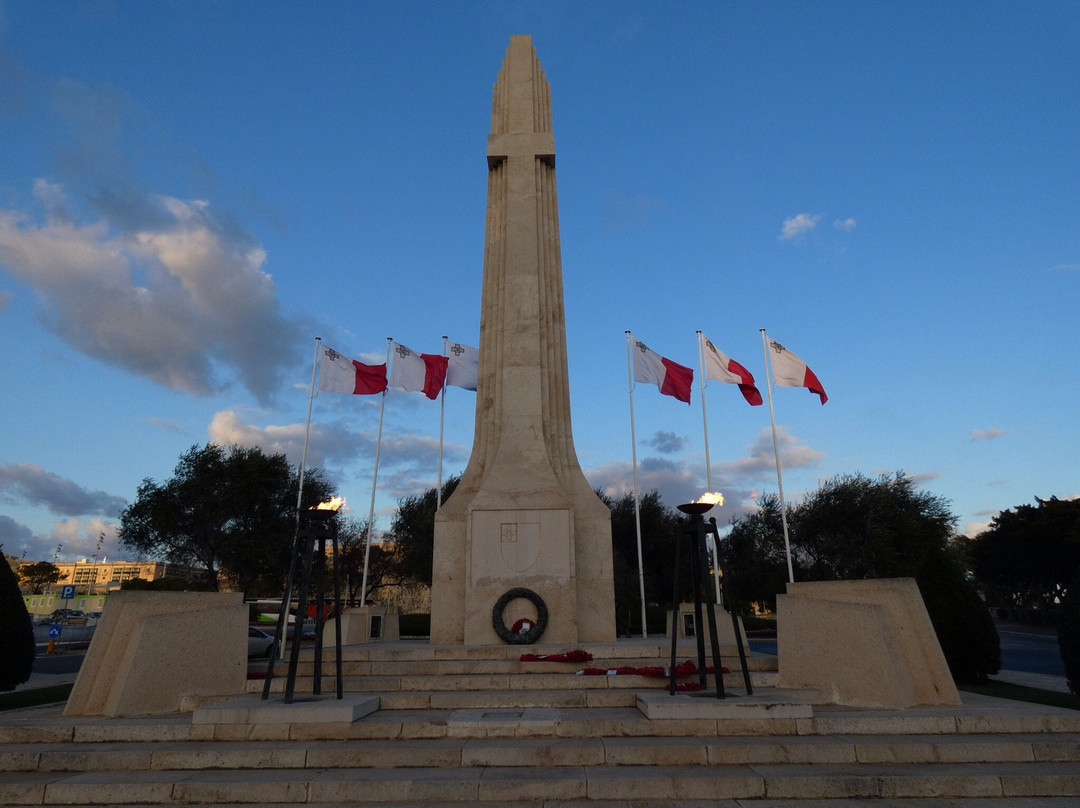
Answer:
[{"xmin": 247, "ymin": 626, "xmax": 277, "ymax": 658}]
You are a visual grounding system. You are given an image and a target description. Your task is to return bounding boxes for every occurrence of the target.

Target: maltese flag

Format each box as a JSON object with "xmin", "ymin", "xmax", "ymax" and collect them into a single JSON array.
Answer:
[
  {"xmin": 317, "ymin": 344, "xmax": 387, "ymax": 395},
  {"xmin": 767, "ymin": 337, "xmax": 828, "ymax": 405},
  {"xmin": 445, "ymin": 341, "xmax": 479, "ymax": 391},
  {"xmin": 631, "ymin": 336, "xmax": 693, "ymax": 404},
  {"xmin": 390, "ymin": 342, "xmax": 449, "ymax": 400},
  {"xmin": 701, "ymin": 335, "xmax": 763, "ymax": 406}
]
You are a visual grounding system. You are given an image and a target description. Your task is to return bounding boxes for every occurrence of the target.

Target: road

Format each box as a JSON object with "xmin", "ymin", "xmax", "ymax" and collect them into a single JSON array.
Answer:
[{"xmin": 996, "ymin": 619, "xmax": 1065, "ymax": 676}]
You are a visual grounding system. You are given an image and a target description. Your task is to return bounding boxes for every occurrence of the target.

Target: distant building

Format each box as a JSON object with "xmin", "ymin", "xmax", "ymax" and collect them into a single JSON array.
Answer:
[{"xmin": 17, "ymin": 557, "xmax": 204, "ymax": 621}]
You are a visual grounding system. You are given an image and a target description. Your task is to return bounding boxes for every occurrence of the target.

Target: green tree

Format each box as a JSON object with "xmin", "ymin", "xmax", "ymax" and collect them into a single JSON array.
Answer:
[
  {"xmin": 336, "ymin": 518, "xmax": 401, "ymax": 603},
  {"xmin": 725, "ymin": 472, "xmax": 1000, "ymax": 682},
  {"xmin": 971, "ymin": 496, "xmax": 1080, "ymax": 624},
  {"xmin": 18, "ymin": 561, "xmax": 61, "ymax": 594},
  {"xmin": 599, "ymin": 489, "xmax": 681, "ymax": 635},
  {"xmin": 0, "ymin": 556, "xmax": 35, "ymax": 690},
  {"xmin": 118, "ymin": 444, "xmax": 336, "ymax": 593},
  {"xmin": 387, "ymin": 476, "xmax": 460, "ymax": 587}
]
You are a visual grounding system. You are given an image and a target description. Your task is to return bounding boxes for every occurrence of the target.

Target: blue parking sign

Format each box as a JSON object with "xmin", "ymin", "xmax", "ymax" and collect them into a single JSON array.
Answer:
[
  {"xmin": 61, "ymin": 585, "xmax": 76, "ymax": 600},
  {"xmin": 48, "ymin": 625, "xmax": 62, "ymax": 639}
]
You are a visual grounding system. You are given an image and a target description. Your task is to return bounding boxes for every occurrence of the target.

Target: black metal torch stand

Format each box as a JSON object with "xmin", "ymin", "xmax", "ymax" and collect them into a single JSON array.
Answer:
[
  {"xmin": 261, "ymin": 508, "xmax": 344, "ymax": 703},
  {"xmin": 669, "ymin": 502, "xmax": 726, "ymax": 698},
  {"xmin": 667, "ymin": 504, "xmax": 754, "ymax": 698},
  {"xmin": 705, "ymin": 515, "xmax": 754, "ymax": 696}
]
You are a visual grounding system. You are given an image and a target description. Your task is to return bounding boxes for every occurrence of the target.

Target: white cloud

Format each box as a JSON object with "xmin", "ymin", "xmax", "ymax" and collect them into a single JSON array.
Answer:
[
  {"xmin": 207, "ymin": 408, "xmax": 468, "ymax": 498},
  {"xmin": 0, "ymin": 183, "xmax": 303, "ymax": 403},
  {"xmin": 833, "ymin": 217, "xmax": 857, "ymax": 232},
  {"xmin": 971, "ymin": 427, "xmax": 1009, "ymax": 442},
  {"xmin": 779, "ymin": 213, "xmax": 822, "ymax": 240},
  {"xmin": 1049, "ymin": 263, "xmax": 1079, "ymax": 274}
]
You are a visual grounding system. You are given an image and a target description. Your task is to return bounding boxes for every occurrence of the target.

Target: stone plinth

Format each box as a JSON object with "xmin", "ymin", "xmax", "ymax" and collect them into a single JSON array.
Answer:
[
  {"xmin": 667, "ymin": 602, "xmax": 747, "ymax": 646},
  {"xmin": 777, "ymin": 578, "xmax": 961, "ymax": 708},
  {"xmin": 322, "ymin": 606, "xmax": 399, "ymax": 645},
  {"xmin": 64, "ymin": 591, "xmax": 246, "ymax": 717}
]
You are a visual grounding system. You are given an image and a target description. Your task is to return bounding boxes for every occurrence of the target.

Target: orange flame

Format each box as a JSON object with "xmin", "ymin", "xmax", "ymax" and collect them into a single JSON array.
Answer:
[
  {"xmin": 311, "ymin": 497, "xmax": 346, "ymax": 512},
  {"xmin": 695, "ymin": 492, "xmax": 724, "ymax": 506}
]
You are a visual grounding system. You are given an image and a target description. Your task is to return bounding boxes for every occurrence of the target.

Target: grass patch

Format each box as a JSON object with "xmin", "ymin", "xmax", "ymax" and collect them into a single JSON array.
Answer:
[
  {"xmin": 0, "ymin": 683, "xmax": 72, "ymax": 712},
  {"xmin": 958, "ymin": 680, "xmax": 1080, "ymax": 711}
]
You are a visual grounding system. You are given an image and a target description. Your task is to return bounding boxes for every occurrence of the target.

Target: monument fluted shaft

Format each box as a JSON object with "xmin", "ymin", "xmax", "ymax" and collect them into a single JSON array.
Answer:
[{"xmin": 431, "ymin": 36, "xmax": 616, "ymax": 645}]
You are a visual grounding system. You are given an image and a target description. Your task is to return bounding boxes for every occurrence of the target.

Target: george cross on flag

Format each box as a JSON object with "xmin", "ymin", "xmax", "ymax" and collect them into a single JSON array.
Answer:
[
  {"xmin": 389, "ymin": 342, "xmax": 449, "ymax": 400},
  {"xmin": 701, "ymin": 335, "xmax": 763, "ymax": 406},
  {"xmin": 445, "ymin": 341, "xmax": 479, "ymax": 391},
  {"xmin": 767, "ymin": 337, "xmax": 828, "ymax": 404},
  {"xmin": 631, "ymin": 336, "xmax": 694, "ymax": 404},
  {"xmin": 317, "ymin": 344, "xmax": 387, "ymax": 395}
]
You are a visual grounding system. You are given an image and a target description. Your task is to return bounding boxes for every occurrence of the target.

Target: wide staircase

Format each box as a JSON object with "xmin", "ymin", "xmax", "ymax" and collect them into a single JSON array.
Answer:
[{"xmin": 2, "ymin": 639, "xmax": 1079, "ymax": 806}]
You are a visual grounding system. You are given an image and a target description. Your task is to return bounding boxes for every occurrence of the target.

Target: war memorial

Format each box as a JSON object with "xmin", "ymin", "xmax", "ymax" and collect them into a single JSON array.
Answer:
[{"xmin": 2, "ymin": 36, "xmax": 1077, "ymax": 806}]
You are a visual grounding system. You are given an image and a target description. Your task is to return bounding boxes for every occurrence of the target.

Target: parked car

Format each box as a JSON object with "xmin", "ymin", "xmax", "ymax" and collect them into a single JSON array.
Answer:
[
  {"xmin": 248, "ymin": 626, "xmax": 277, "ymax": 658},
  {"xmin": 41, "ymin": 608, "xmax": 86, "ymax": 625}
]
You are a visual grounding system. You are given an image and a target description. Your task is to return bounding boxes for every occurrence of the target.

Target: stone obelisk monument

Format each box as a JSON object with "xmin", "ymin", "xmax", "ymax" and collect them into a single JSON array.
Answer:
[{"xmin": 431, "ymin": 36, "xmax": 616, "ymax": 645}]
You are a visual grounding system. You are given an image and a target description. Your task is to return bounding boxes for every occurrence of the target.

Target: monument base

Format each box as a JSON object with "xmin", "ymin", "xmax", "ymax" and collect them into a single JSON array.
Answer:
[
  {"xmin": 777, "ymin": 578, "xmax": 961, "ymax": 708},
  {"xmin": 64, "ymin": 591, "xmax": 246, "ymax": 717}
]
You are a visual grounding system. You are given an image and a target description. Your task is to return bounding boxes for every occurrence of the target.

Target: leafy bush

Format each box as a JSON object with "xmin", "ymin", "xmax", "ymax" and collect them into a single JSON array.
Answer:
[
  {"xmin": 1059, "ymin": 566, "xmax": 1080, "ymax": 695},
  {"xmin": 0, "ymin": 559, "xmax": 35, "ymax": 691},
  {"xmin": 918, "ymin": 544, "xmax": 1000, "ymax": 682},
  {"xmin": 399, "ymin": 613, "xmax": 430, "ymax": 637}
]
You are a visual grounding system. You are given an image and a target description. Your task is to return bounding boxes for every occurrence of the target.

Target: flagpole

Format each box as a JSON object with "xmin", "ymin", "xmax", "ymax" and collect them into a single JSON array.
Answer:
[
  {"xmin": 360, "ymin": 338, "xmax": 392, "ymax": 605},
  {"xmin": 696, "ymin": 331, "xmax": 722, "ymax": 603},
  {"xmin": 760, "ymin": 328, "xmax": 795, "ymax": 583},
  {"xmin": 295, "ymin": 337, "xmax": 322, "ymax": 513},
  {"xmin": 437, "ymin": 335, "xmax": 448, "ymax": 510},
  {"xmin": 275, "ymin": 336, "xmax": 320, "ymax": 663},
  {"xmin": 625, "ymin": 331, "xmax": 649, "ymax": 638}
]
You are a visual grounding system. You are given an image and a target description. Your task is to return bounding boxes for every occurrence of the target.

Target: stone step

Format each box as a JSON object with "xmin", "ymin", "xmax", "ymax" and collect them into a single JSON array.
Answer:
[
  {"xmin": 282, "ymin": 655, "xmax": 778, "ymax": 677},
  {"xmin": 251, "ymin": 670, "xmax": 778, "ymax": 697},
  {"xmin": 3, "ymin": 761, "xmax": 1080, "ymax": 804},
  {"xmin": 3, "ymin": 732, "xmax": 1078, "ymax": 773}
]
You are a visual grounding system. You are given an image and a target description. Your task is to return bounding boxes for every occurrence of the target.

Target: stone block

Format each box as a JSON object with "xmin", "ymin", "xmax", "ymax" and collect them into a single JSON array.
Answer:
[
  {"xmin": 191, "ymin": 693, "xmax": 378, "ymax": 725},
  {"xmin": 778, "ymin": 578, "xmax": 961, "ymax": 708},
  {"xmin": 479, "ymin": 765, "xmax": 588, "ymax": 802},
  {"xmin": 323, "ymin": 605, "xmax": 399, "ymax": 645},
  {"xmin": 64, "ymin": 591, "xmax": 246, "ymax": 717}
]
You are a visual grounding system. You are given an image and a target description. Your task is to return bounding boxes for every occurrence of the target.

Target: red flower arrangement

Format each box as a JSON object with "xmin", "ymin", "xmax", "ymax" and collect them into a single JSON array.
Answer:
[{"xmin": 519, "ymin": 649, "xmax": 594, "ymax": 663}]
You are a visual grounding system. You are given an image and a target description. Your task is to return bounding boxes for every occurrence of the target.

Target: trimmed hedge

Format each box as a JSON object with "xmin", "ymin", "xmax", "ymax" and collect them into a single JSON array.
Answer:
[
  {"xmin": 1060, "ymin": 566, "xmax": 1080, "ymax": 695},
  {"xmin": 0, "ymin": 560, "xmax": 35, "ymax": 691}
]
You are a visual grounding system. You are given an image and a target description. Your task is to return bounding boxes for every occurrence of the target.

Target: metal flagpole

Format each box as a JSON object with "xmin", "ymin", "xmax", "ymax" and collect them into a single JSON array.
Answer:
[
  {"xmin": 625, "ymin": 331, "xmax": 649, "ymax": 638},
  {"xmin": 265, "ymin": 337, "xmax": 320, "ymax": 683},
  {"xmin": 696, "ymin": 331, "xmax": 723, "ymax": 604},
  {"xmin": 360, "ymin": 338, "xmax": 392, "ymax": 605},
  {"xmin": 760, "ymin": 328, "xmax": 796, "ymax": 583},
  {"xmin": 437, "ymin": 335, "xmax": 447, "ymax": 510}
]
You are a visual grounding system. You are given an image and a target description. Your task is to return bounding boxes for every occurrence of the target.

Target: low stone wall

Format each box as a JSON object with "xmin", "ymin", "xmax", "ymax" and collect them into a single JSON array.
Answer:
[
  {"xmin": 777, "ymin": 578, "xmax": 960, "ymax": 708},
  {"xmin": 64, "ymin": 591, "xmax": 246, "ymax": 717}
]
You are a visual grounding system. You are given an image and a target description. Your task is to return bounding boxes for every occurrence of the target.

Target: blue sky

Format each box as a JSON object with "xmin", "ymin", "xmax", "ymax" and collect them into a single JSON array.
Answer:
[{"xmin": 1, "ymin": 1, "xmax": 1077, "ymax": 564}]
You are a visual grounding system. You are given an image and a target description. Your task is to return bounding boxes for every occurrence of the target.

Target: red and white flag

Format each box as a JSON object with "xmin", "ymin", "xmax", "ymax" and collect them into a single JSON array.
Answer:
[
  {"xmin": 389, "ymin": 342, "xmax": 448, "ymax": 400},
  {"xmin": 445, "ymin": 341, "xmax": 479, "ymax": 391},
  {"xmin": 767, "ymin": 337, "xmax": 827, "ymax": 405},
  {"xmin": 317, "ymin": 344, "xmax": 387, "ymax": 395},
  {"xmin": 701, "ymin": 335, "xmax": 763, "ymax": 406},
  {"xmin": 631, "ymin": 336, "xmax": 693, "ymax": 404}
]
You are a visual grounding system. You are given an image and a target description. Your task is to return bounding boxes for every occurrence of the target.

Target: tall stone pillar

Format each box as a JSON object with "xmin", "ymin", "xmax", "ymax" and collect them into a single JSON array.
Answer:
[{"xmin": 431, "ymin": 36, "xmax": 616, "ymax": 645}]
